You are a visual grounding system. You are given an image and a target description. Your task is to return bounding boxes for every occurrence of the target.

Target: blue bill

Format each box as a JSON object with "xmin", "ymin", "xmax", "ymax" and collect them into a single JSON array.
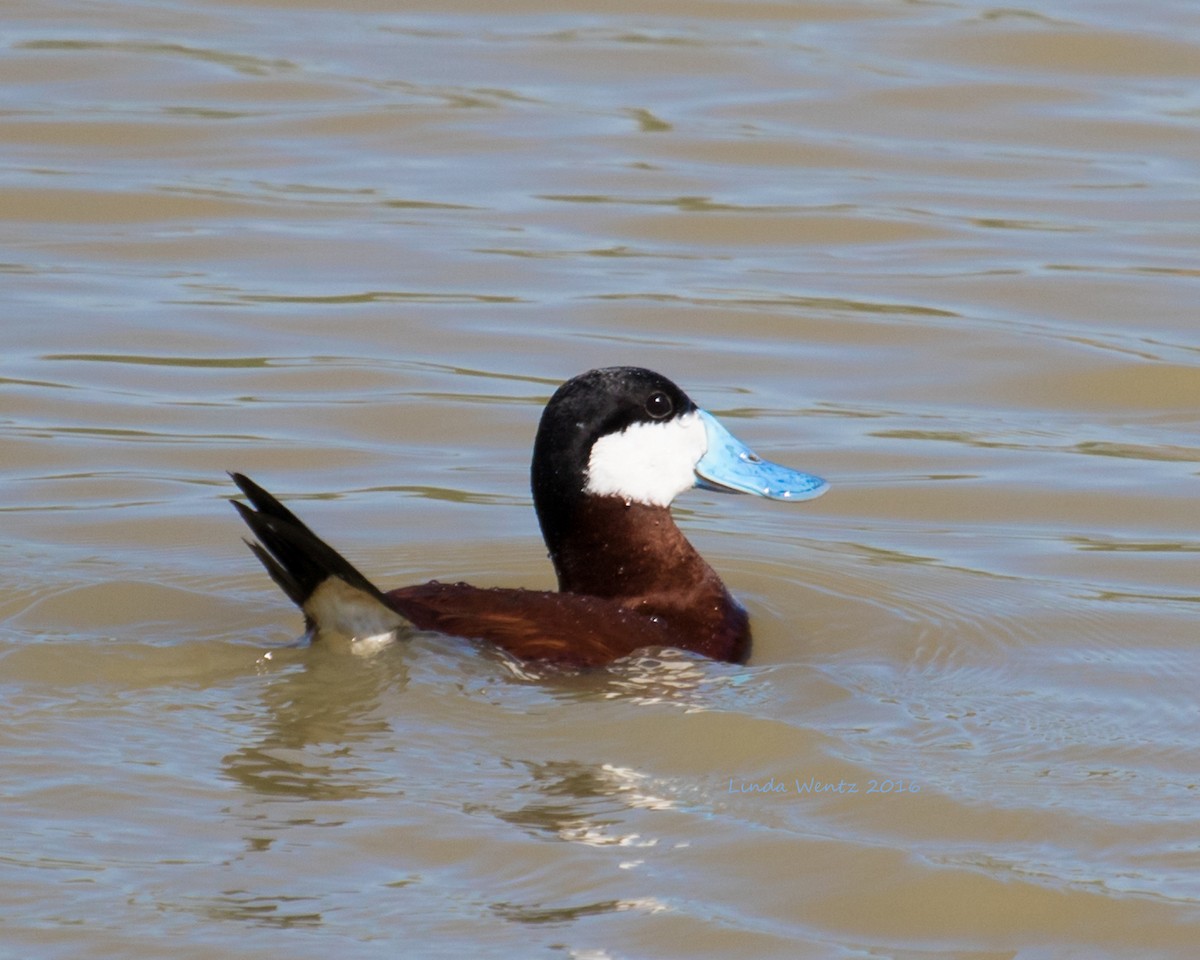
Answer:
[{"xmin": 694, "ymin": 410, "xmax": 828, "ymax": 502}]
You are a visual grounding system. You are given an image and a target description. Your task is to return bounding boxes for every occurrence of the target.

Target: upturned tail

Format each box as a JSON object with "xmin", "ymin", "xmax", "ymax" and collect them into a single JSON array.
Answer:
[{"xmin": 229, "ymin": 472, "xmax": 407, "ymax": 643}]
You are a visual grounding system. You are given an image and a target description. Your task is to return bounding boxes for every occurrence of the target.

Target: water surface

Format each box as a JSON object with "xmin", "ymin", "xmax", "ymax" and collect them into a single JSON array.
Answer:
[{"xmin": 2, "ymin": 1, "xmax": 1199, "ymax": 957}]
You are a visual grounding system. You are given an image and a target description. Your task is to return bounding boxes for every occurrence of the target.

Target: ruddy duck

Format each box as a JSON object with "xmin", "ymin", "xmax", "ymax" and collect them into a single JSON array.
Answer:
[{"xmin": 231, "ymin": 366, "xmax": 827, "ymax": 666}]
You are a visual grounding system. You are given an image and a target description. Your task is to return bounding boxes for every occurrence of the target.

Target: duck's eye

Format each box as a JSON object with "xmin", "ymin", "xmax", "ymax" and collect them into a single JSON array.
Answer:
[{"xmin": 645, "ymin": 391, "xmax": 673, "ymax": 419}]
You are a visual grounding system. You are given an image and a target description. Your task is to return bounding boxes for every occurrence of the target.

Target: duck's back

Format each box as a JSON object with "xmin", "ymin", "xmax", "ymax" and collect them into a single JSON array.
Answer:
[{"xmin": 386, "ymin": 580, "xmax": 749, "ymax": 666}]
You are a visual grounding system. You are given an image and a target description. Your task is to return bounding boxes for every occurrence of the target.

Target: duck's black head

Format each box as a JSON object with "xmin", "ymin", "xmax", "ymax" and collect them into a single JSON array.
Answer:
[{"xmin": 530, "ymin": 366, "xmax": 827, "ymax": 570}]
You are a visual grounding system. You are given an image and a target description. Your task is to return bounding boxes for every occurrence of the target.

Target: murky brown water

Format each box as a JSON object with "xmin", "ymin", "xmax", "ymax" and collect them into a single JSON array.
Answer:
[{"xmin": 3, "ymin": 0, "xmax": 1199, "ymax": 956}]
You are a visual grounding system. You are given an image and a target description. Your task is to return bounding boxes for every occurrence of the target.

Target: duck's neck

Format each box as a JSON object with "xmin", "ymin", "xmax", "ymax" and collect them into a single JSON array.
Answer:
[
  {"xmin": 544, "ymin": 496, "xmax": 715, "ymax": 600},
  {"xmin": 541, "ymin": 494, "xmax": 751, "ymax": 663}
]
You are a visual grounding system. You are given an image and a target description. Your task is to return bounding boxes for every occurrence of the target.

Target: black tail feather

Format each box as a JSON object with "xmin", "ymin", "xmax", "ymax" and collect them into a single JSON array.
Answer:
[
  {"xmin": 229, "ymin": 472, "xmax": 317, "ymax": 537},
  {"xmin": 229, "ymin": 472, "xmax": 389, "ymax": 611}
]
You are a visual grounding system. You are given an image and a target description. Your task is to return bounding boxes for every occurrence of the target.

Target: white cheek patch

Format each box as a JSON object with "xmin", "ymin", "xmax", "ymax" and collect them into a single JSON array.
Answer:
[{"xmin": 585, "ymin": 412, "xmax": 708, "ymax": 507}]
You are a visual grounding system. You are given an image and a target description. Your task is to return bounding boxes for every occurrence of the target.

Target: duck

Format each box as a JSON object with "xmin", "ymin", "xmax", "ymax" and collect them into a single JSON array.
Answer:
[{"xmin": 230, "ymin": 366, "xmax": 827, "ymax": 666}]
